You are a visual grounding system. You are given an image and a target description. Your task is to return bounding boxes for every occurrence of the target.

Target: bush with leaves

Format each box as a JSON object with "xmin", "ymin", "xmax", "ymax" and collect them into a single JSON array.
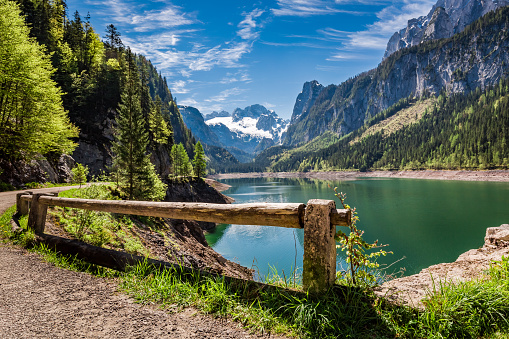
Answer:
[
  {"xmin": 334, "ymin": 187, "xmax": 391, "ymax": 287},
  {"xmin": 71, "ymin": 163, "xmax": 89, "ymax": 188}
]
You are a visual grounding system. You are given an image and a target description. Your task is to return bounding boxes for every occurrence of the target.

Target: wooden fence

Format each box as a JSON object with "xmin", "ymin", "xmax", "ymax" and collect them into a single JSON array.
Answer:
[{"xmin": 16, "ymin": 191, "xmax": 351, "ymax": 293}]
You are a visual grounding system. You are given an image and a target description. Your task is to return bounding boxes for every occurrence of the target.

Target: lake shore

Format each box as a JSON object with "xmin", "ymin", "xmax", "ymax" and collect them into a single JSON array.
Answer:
[{"xmin": 208, "ymin": 169, "xmax": 509, "ymax": 182}]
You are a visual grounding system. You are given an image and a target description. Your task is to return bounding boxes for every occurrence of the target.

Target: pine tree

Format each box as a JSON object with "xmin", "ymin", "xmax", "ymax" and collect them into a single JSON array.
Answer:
[
  {"xmin": 111, "ymin": 50, "xmax": 166, "ymax": 201},
  {"xmin": 192, "ymin": 142, "xmax": 207, "ymax": 178},
  {"xmin": 170, "ymin": 143, "xmax": 192, "ymax": 178}
]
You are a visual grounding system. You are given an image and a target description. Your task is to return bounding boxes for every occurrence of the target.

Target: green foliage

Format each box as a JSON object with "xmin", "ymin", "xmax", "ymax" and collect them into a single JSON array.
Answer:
[
  {"xmin": 251, "ymin": 76, "xmax": 509, "ymax": 172},
  {"xmin": 170, "ymin": 143, "xmax": 193, "ymax": 179},
  {"xmin": 334, "ymin": 188, "xmax": 391, "ymax": 287},
  {"xmin": 192, "ymin": 141, "xmax": 207, "ymax": 178},
  {"xmin": 149, "ymin": 95, "xmax": 172, "ymax": 145},
  {"xmin": 0, "ymin": 181, "xmax": 15, "ymax": 192},
  {"xmin": 380, "ymin": 256, "xmax": 509, "ymax": 338},
  {"xmin": 54, "ymin": 184, "xmax": 149, "ymax": 255},
  {"xmin": 71, "ymin": 163, "xmax": 89, "ymax": 188},
  {"xmin": 0, "ymin": 0, "xmax": 79, "ymax": 160},
  {"xmin": 111, "ymin": 50, "xmax": 166, "ymax": 201}
]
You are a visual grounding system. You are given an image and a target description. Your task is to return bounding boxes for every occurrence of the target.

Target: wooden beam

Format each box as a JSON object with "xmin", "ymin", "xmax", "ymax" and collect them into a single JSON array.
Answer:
[
  {"xmin": 27, "ymin": 194, "xmax": 50, "ymax": 233},
  {"xmin": 331, "ymin": 208, "xmax": 351, "ymax": 226},
  {"xmin": 16, "ymin": 191, "xmax": 32, "ymax": 215},
  {"xmin": 37, "ymin": 196, "xmax": 306, "ymax": 228},
  {"xmin": 303, "ymin": 199, "xmax": 337, "ymax": 294}
]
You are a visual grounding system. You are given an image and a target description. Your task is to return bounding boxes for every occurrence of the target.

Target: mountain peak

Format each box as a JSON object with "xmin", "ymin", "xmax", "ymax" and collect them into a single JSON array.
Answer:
[{"xmin": 383, "ymin": 0, "xmax": 509, "ymax": 58}]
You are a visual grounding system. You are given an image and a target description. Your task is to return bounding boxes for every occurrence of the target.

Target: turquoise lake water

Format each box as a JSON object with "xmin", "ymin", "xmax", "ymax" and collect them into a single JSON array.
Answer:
[{"xmin": 204, "ymin": 177, "xmax": 509, "ymax": 280}]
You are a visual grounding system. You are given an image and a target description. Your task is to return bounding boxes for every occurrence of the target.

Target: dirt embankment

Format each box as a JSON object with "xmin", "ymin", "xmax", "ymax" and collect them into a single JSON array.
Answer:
[{"xmin": 209, "ymin": 170, "xmax": 509, "ymax": 182}]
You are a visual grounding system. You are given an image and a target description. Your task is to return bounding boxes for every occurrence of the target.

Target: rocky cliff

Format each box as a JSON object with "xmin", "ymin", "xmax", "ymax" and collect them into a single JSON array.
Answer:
[
  {"xmin": 384, "ymin": 0, "xmax": 509, "ymax": 59},
  {"xmin": 179, "ymin": 106, "xmax": 223, "ymax": 147},
  {"xmin": 284, "ymin": 6, "xmax": 509, "ymax": 146}
]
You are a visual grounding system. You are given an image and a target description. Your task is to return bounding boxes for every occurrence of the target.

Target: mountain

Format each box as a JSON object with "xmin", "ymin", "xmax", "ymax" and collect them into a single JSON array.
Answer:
[
  {"xmin": 283, "ymin": 5, "xmax": 509, "ymax": 146},
  {"xmin": 384, "ymin": 0, "xmax": 509, "ymax": 58},
  {"xmin": 291, "ymin": 80, "xmax": 324, "ymax": 123},
  {"xmin": 180, "ymin": 104, "xmax": 289, "ymax": 161},
  {"xmin": 179, "ymin": 106, "xmax": 222, "ymax": 147}
]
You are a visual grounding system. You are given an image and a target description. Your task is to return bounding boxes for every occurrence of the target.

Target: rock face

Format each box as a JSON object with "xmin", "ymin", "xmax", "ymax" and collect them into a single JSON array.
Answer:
[
  {"xmin": 179, "ymin": 106, "xmax": 223, "ymax": 147},
  {"xmin": 284, "ymin": 6, "xmax": 509, "ymax": 146},
  {"xmin": 376, "ymin": 224, "xmax": 509, "ymax": 308},
  {"xmin": 291, "ymin": 80, "xmax": 324, "ymax": 124},
  {"xmin": 384, "ymin": 0, "xmax": 509, "ymax": 59},
  {"xmin": 0, "ymin": 155, "xmax": 75, "ymax": 187}
]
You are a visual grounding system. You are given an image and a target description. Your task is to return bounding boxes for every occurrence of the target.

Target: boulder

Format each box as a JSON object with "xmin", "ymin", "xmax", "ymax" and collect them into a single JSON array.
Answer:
[{"xmin": 485, "ymin": 224, "xmax": 509, "ymax": 245}]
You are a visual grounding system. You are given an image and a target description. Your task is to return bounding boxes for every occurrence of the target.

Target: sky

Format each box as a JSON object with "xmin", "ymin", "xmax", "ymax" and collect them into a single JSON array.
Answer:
[{"xmin": 65, "ymin": 0, "xmax": 436, "ymax": 120}]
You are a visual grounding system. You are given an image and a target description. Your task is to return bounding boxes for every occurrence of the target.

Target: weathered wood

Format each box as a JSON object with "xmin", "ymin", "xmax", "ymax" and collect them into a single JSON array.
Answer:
[
  {"xmin": 331, "ymin": 208, "xmax": 352, "ymax": 226},
  {"xmin": 27, "ymin": 193, "xmax": 56, "ymax": 233},
  {"xmin": 36, "ymin": 196, "xmax": 307, "ymax": 228},
  {"xmin": 303, "ymin": 199, "xmax": 337, "ymax": 294},
  {"xmin": 16, "ymin": 191, "xmax": 32, "ymax": 215}
]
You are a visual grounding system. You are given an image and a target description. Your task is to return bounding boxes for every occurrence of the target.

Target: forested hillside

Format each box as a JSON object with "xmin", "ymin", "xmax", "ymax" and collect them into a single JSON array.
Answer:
[
  {"xmin": 255, "ymin": 79, "xmax": 509, "ymax": 172},
  {"xmin": 1, "ymin": 0, "xmax": 195, "ymax": 179}
]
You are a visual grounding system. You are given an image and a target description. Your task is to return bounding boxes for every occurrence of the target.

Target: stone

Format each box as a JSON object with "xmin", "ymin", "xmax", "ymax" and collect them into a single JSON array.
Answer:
[{"xmin": 485, "ymin": 224, "xmax": 509, "ymax": 245}]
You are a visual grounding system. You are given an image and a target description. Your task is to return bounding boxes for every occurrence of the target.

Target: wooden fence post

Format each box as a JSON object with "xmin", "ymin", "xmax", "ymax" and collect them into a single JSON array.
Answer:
[
  {"xmin": 303, "ymin": 199, "xmax": 336, "ymax": 294},
  {"xmin": 27, "ymin": 193, "xmax": 53, "ymax": 234},
  {"xmin": 16, "ymin": 191, "xmax": 32, "ymax": 215}
]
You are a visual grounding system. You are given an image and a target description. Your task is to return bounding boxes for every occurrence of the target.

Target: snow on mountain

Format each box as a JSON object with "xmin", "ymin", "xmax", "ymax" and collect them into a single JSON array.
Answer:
[
  {"xmin": 206, "ymin": 116, "xmax": 273, "ymax": 140},
  {"xmin": 179, "ymin": 104, "xmax": 289, "ymax": 162}
]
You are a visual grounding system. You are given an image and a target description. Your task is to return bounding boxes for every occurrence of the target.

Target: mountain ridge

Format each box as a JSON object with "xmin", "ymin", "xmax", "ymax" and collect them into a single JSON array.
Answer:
[{"xmin": 283, "ymin": 5, "xmax": 509, "ymax": 146}]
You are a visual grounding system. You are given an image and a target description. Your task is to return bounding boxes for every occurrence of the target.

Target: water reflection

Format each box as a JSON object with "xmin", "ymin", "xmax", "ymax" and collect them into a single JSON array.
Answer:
[{"xmin": 204, "ymin": 177, "xmax": 509, "ymax": 280}]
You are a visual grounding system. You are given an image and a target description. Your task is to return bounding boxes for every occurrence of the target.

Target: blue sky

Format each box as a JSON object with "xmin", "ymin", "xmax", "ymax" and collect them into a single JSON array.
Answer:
[{"xmin": 65, "ymin": 0, "xmax": 435, "ymax": 119}]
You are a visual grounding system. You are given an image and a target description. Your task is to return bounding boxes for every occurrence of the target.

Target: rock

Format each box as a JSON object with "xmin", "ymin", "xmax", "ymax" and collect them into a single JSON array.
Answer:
[
  {"xmin": 384, "ymin": 0, "xmax": 509, "ymax": 59},
  {"xmin": 290, "ymin": 80, "xmax": 324, "ymax": 124},
  {"xmin": 376, "ymin": 224, "xmax": 509, "ymax": 308},
  {"xmin": 485, "ymin": 224, "xmax": 509, "ymax": 245}
]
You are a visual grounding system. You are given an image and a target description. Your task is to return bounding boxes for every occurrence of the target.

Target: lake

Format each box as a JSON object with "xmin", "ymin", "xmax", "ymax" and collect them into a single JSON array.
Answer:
[{"xmin": 204, "ymin": 177, "xmax": 509, "ymax": 281}]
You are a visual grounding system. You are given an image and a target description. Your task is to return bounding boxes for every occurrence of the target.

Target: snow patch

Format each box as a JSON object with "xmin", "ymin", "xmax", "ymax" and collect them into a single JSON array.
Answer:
[{"xmin": 206, "ymin": 116, "xmax": 272, "ymax": 139}]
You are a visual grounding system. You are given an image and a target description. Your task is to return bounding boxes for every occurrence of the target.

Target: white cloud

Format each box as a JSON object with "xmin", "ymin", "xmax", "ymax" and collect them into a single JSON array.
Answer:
[
  {"xmin": 130, "ymin": 7, "xmax": 194, "ymax": 32},
  {"xmin": 313, "ymin": 0, "xmax": 435, "ymax": 50},
  {"xmin": 237, "ymin": 9, "xmax": 265, "ymax": 40},
  {"xmin": 271, "ymin": 0, "xmax": 365, "ymax": 16},
  {"xmin": 272, "ymin": 0, "xmax": 340, "ymax": 16},
  {"xmin": 205, "ymin": 87, "xmax": 245, "ymax": 102},
  {"xmin": 345, "ymin": 0, "xmax": 435, "ymax": 50},
  {"xmin": 220, "ymin": 71, "xmax": 252, "ymax": 84},
  {"xmin": 171, "ymin": 80, "xmax": 194, "ymax": 94}
]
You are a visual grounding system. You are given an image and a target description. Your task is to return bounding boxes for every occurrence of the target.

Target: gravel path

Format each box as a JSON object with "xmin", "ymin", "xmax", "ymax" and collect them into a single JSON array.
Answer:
[{"xmin": 0, "ymin": 188, "xmax": 284, "ymax": 338}]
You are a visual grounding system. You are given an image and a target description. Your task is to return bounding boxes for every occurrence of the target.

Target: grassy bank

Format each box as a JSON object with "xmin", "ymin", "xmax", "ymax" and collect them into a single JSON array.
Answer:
[{"xmin": 1, "ymin": 188, "xmax": 509, "ymax": 338}]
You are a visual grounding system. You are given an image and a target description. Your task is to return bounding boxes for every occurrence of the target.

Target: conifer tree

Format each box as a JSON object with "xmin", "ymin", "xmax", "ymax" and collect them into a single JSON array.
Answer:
[
  {"xmin": 111, "ymin": 50, "xmax": 166, "ymax": 201},
  {"xmin": 192, "ymin": 142, "xmax": 207, "ymax": 178},
  {"xmin": 170, "ymin": 143, "xmax": 192, "ymax": 178}
]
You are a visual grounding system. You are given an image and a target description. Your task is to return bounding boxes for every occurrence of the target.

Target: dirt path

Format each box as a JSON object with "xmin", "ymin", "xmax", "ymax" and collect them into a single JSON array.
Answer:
[{"xmin": 0, "ymin": 188, "xmax": 284, "ymax": 338}]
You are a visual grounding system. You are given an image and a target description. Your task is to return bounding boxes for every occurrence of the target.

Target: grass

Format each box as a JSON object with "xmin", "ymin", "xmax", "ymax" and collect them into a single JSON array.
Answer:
[
  {"xmin": 50, "ymin": 184, "xmax": 149, "ymax": 256},
  {"xmin": 1, "ymin": 187, "xmax": 509, "ymax": 338}
]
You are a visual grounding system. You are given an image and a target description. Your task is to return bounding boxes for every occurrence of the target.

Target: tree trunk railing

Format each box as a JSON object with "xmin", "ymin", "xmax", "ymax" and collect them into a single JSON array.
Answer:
[{"xmin": 16, "ymin": 192, "xmax": 351, "ymax": 293}]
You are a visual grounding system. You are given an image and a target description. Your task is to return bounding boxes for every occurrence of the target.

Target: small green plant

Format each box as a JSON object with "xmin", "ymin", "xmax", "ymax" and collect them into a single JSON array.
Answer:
[
  {"xmin": 334, "ymin": 187, "xmax": 391, "ymax": 287},
  {"xmin": 71, "ymin": 163, "xmax": 89, "ymax": 188}
]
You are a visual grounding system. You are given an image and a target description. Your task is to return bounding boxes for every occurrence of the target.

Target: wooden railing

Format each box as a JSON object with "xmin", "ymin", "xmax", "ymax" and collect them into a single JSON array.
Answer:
[{"xmin": 16, "ymin": 191, "xmax": 351, "ymax": 293}]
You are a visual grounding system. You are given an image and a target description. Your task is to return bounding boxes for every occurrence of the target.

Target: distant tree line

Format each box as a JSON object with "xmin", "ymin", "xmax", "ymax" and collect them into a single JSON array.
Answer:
[{"xmin": 257, "ymin": 78, "xmax": 509, "ymax": 172}]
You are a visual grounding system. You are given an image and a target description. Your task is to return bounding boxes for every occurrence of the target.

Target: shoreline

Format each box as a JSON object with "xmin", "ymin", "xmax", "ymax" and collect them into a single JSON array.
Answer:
[{"xmin": 208, "ymin": 169, "xmax": 509, "ymax": 182}]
